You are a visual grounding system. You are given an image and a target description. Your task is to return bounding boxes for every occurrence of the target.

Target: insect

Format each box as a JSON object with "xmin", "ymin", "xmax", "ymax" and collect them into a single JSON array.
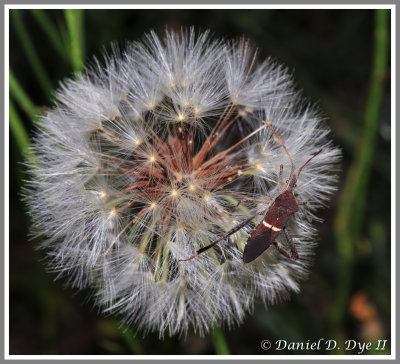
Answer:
[{"xmin": 179, "ymin": 120, "xmax": 322, "ymax": 263}]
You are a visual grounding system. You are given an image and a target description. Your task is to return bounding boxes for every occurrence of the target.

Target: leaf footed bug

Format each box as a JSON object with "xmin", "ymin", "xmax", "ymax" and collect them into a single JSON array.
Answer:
[{"xmin": 179, "ymin": 120, "xmax": 322, "ymax": 263}]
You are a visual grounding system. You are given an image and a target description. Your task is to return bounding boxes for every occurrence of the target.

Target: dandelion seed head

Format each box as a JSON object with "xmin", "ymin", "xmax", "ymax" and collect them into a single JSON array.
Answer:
[{"xmin": 25, "ymin": 27, "xmax": 340, "ymax": 338}]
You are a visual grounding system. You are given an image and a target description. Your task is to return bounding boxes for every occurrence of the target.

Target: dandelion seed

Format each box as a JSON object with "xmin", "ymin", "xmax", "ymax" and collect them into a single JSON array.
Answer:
[
  {"xmin": 177, "ymin": 114, "xmax": 186, "ymax": 122},
  {"xmin": 25, "ymin": 27, "xmax": 340, "ymax": 338},
  {"xmin": 203, "ymin": 193, "xmax": 211, "ymax": 202}
]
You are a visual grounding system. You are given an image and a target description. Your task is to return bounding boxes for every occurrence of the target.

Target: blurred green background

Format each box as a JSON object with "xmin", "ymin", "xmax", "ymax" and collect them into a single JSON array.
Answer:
[{"xmin": 9, "ymin": 9, "xmax": 391, "ymax": 355}]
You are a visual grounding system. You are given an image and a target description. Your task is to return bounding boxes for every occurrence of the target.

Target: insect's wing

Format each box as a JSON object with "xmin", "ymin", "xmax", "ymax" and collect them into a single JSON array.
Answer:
[{"xmin": 243, "ymin": 221, "xmax": 272, "ymax": 263}]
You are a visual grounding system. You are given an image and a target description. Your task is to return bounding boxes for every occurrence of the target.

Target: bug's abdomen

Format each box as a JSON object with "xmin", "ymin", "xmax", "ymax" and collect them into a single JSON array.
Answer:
[
  {"xmin": 243, "ymin": 224, "xmax": 273, "ymax": 263},
  {"xmin": 243, "ymin": 198, "xmax": 297, "ymax": 263}
]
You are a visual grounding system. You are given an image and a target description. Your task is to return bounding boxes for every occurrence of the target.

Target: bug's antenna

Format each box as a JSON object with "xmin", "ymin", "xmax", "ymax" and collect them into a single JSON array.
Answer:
[
  {"xmin": 297, "ymin": 149, "xmax": 322, "ymax": 178},
  {"xmin": 262, "ymin": 120, "xmax": 295, "ymax": 183}
]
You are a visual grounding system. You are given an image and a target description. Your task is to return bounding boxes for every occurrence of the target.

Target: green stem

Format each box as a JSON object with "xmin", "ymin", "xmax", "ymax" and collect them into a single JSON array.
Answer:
[
  {"xmin": 332, "ymin": 9, "xmax": 389, "ymax": 323},
  {"xmin": 9, "ymin": 68, "xmax": 38, "ymax": 120},
  {"xmin": 64, "ymin": 9, "xmax": 84, "ymax": 73},
  {"xmin": 9, "ymin": 99, "xmax": 36, "ymax": 163},
  {"xmin": 11, "ymin": 10, "xmax": 52, "ymax": 95},
  {"xmin": 120, "ymin": 323, "xmax": 143, "ymax": 355},
  {"xmin": 211, "ymin": 326, "xmax": 230, "ymax": 355},
  {"xmin": 31, "ymin": 9, "xmax": 66, "ymax": 59}
]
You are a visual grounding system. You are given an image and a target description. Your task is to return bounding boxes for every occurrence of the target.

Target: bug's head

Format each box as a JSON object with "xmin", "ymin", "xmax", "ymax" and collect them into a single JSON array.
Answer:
[{"xmin": 261, "ymin": 120, "xmax": 322, "ymax": 192}]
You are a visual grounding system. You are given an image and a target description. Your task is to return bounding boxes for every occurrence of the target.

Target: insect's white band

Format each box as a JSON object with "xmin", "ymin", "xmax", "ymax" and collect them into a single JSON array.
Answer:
[{"xmin": 262, "ymin": 220, "xmax": 281, "ymax": 232}]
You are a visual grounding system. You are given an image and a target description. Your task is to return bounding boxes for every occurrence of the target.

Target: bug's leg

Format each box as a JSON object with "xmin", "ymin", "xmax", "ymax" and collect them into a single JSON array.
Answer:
[
  {"xmin": 235, "ymin": 198, "xmax": 273, "ymax": 205},
  {"xmin": 227, "ymin": 200, "xmax": 241, "ymax": 213},
  {"xmin": 271, "ymin": 242, "xmax": 293, "ymax": 259},
  {"xmin": 283, "ymin": 226, "xmax": 299, "ymax": 259},
  {"xmin": 297, "ymin": 199, "xmax": 309, "ymax": 206},
  {"xmin": 272, "ymin": 227, "xmax": 298, "ymax": 260},
  {"xmin": 179, "ymin": 209, "xmax": 267, "ymax": 262},
  {"xmin": 221, "ymin": 198, "xmax": 267, "ymax": 217},
  {"xmin": 227, "ymin": 192, "xmax": 274, "ymax": 205}
]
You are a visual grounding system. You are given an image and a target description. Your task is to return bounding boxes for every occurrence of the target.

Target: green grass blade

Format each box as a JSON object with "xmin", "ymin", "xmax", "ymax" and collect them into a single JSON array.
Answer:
[
  {"xmin": 9, "ymin": 100, "xmax": 36, "ymax": 163},
  {"xmin": 10, "ymin": 10, "xmax": 53, "ymax": 95},
  {"xmin": 211, "ymin": 326, "xmax": 230, "ymax": 355},
  {"xmin": 120, "ymin": 324, "xmax": 143, "ymax": 355},
  {"xmin": 64, "ymin": 9, "xmax": 85, "ymax": 73},
  {"xmin": 31, "ymin": 9, "xmax": 66, "ymax": 59},
  {"xmin": 9, "ymin": 68, "xmax": 38, "ymax": 120},
  {"xmin": 332, "ymin": 9, "xmax": 389, "ymax": 323}
]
